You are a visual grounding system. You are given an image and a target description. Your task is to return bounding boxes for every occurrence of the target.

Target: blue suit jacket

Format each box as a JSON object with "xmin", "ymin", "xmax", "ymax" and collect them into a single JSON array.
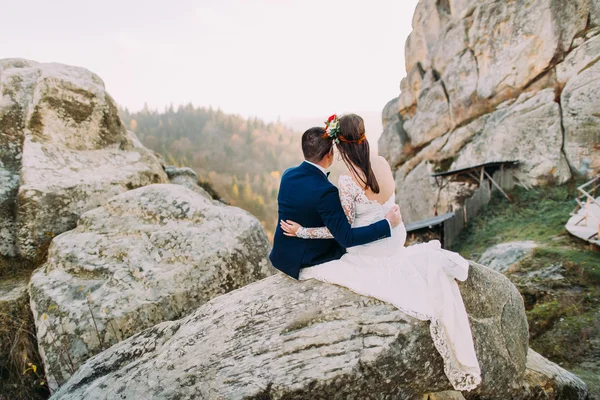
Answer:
[{"xmin": 269, "ymin": 161, "xmax": 391, "ymax": 279}]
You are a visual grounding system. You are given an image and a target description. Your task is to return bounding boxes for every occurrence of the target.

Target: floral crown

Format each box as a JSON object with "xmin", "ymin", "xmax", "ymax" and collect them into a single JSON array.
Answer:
[{"xmin": 322, "ymin": 114, "xmax": 366, "ymax": 144}]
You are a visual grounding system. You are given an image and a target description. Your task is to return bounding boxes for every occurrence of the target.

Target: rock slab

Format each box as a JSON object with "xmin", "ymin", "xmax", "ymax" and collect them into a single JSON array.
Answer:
[
  {"xmin": 478, "ymin": 241, "xmax": 539, "ymax": 274},
  {"xmin": 51, "ymin": 262, "xmax": 530, "ymax": 399},
  {"xmin": 29, "ymin": 183, "xmax": 274, "ymax": 389}
]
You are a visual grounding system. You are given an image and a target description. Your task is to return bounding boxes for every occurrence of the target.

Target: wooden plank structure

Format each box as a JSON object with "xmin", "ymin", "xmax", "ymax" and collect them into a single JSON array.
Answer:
[
  {"xmin": 431, "ymin": 160, "xmax": 520, "ymax": 202},
  {"xmin": 566, "ymin": 175, "xmax": 600, "ymax": 251},
  {"xmin": 405, "ymin": 209, "xmax": 465, "ymax": 249},
  {"xmin": 406, "ymin": 160, "xmax": 519, "ymax": 249}
]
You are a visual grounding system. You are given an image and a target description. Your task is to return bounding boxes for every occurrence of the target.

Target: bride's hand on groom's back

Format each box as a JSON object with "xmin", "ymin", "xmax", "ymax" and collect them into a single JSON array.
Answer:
[
  {"xmin": 385, "ymin": 205, "xmax": 402, "ymax": 228},
  {"xmin": 280, "ymin": 220, "xmax": 301, "ymax": 237}
]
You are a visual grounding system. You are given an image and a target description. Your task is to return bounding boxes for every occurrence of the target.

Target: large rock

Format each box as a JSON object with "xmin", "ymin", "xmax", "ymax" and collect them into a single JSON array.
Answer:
[
  {"xmin": 395, "ymin": 161, "xmax": 440, "ymax": 224},
  {"xmin": 28, "ymin": 183, "xmax": 273, "ymax": 388},
  {"xmin": 163, "ymin": 165, "xmax": 213, "ymax": 200},
  {"xmin": 50, "ymin": 262, "xmax": 530, "ymax": 400},
  {"xmin": 451, "ymin": 89, "xmax": 571, "ymax": 185},
  {"xmin": 522, "ymin": 349, "xmax": 590, "ymax": 399},
  {"xmin": 404, "ymin": 80, "xmax": 453, "ymax": 148},
  {"xmin": 398, "ymin": 63, "xmax": 425, "ymax": 116},
  {"xmin": 0, "ymin": 59, "xmax": 168, "ymax": 261},
  {"xmin": 380, "ymin": 0, "xmax": 600, "ymax": 215},
  {"xmin": 479, "ymin": 241, "xmax": 539, "ymax": 274},
  {"xmin": 561, "ymin": 60, "xmax": 600, "ymax": 178},
  {"xmin": 593, "ymin": 1, "xmax": 600, "ymax": 26},
  {"xmin": 430, "ymin": 20, "xmax": 469, "ymax": 76},
  {"xmin": 378, "ymin": 97, "xmax": 410, "ymax": 168},
  {"xmin": 442, "ymin": 50, "xmax": 479, "ymax": 125},
  {"xmin": 556, "ymin": 35, "xmax": 600, "ymax": 85},
  {"xmin": 469, "ymin": 0, "xmax": 586, "ymax": 101}
]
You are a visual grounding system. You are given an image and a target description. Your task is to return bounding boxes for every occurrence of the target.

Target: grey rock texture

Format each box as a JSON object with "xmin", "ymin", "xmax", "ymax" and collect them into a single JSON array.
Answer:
[
  {"xmin": 380, "ymin": 0, "xmax": 600, "ymax": 223},
  {"xmin": 163, "ymin": 165, "xmax": 213, "ymax": 200},
  {"xmin": 521, "ymin": 349, "xmax": 590, "ymax": 400},
  {"xmin": 51, "ymin": 262, "xmax": 530, "ymax": 399},
  {"xmin": 478, "ymin": 241, "xmax": 538, "ymax": 274},
  {"xmin": 0, "ymin": 59, "xmax": 168, "ymax": 261},
  {"xmin": 29, "ymin": 184, "xmax": 274, "ymax": 388},
  {"xmin": 378, "ymin": 97, "xmax": 409, "ymax": 169}
]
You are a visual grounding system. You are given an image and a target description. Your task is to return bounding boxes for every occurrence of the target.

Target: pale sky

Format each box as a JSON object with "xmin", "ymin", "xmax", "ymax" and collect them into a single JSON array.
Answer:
[{"xmin": 1, "ymin": 0, "xmax": 418, "ymax": 124}]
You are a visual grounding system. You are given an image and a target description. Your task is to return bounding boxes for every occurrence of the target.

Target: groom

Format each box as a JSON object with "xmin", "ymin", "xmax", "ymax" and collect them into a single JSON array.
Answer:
[{"xmin": 269, "ymin": 126, "xmax": 402, "ymax": 279}]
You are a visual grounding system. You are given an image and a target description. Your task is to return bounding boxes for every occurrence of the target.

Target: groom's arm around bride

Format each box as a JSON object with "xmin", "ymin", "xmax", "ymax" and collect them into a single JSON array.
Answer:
[{"xmin": 269, "ymin": 126, "xmax": 401, "ymax": 280}]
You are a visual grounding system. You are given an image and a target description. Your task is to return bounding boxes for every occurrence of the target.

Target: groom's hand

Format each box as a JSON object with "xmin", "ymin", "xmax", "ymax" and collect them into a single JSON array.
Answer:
[{"xmin": 385, "ymin": 205, "xmax": 402, "ymax": 228}]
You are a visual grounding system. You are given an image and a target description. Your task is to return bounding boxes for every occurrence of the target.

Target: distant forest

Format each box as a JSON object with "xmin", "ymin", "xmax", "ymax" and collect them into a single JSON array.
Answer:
[{"xmin": 120, "ymin": 104, "xmax": 306, "ymax": 239}]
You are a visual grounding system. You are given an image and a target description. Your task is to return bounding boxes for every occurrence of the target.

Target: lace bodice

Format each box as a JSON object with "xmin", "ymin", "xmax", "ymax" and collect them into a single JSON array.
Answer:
[{"xmin": 297, "ymin": 175, "xmax": 404, "ymax": 255}]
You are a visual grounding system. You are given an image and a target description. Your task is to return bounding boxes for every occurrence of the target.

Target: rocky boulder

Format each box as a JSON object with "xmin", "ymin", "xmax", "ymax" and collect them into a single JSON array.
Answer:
[
  {"xmin": 164, "ymin": 165, "xmax": 212, "ymax": 199},
  {"xmin": 378, "ymin": 97, "xmax": 409, "ymax": 169},
  {"xmin": 380, "ymin": 0, "xmax": 600, "ymax": 223},
  {"xmin": 50, "ymin": 262, "xmax": 533, "ymax": 399},
  {"xmin": 0, "ymin": 59, "xmax": 168, "ymax": 261},
  {"xmin": 522, "ymin": 349, "xmax": 590, "ymax": 400},
  {"xmin": 449, "ymin": 89, "xmax": 571, "ymax": 185},
  {"xmin": 478, "ymin": 241, "xmax": 538, "ymax": 274},
  {"xmin": 561, "ymin": 59, "xmax": 600, "ymax": 177},
  {"xmin": 28, "ymin": 183, "xmax": 274, "ymax": 389}
]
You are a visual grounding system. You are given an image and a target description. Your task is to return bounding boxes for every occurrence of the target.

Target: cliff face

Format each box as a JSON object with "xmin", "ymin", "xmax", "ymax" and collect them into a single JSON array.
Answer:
[{"xmin": 379, "ymin": 0, "xmax": 600, "ymax": 224}]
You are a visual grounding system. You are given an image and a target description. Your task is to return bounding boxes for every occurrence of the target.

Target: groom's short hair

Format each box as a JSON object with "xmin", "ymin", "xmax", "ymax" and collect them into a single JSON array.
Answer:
[{"xmin": 302, "ymin": 127, "xmax": 333, "ymax": 162}]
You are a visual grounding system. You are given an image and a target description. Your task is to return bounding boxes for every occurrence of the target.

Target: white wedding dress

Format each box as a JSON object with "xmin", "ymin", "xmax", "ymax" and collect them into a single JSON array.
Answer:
[{"xmin": 297, "ymin": 175, "xmax": 482, "ymax": 391}]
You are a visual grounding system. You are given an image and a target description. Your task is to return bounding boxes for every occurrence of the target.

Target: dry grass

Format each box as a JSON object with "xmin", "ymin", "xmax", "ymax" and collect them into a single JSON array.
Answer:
[{"xmin": 0, "ymin": 276, "xmax": 50, "ymax": 400}]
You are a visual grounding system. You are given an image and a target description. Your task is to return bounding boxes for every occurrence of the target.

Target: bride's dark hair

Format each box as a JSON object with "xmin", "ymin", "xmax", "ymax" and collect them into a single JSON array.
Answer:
[{"xmin": 337, "ymin": 114, "xmax": 380, "ymax": 193}]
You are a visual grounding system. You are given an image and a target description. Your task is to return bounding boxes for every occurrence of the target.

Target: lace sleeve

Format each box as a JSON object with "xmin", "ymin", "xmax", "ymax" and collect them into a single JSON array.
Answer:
[
  {"xmin": 296, "ymin": 226, "xmax": 333, "ymax": 239},
  {"xmin": 337, "ymin": 175, "xmax": 357, "ymax": 226},
  {"xmin": 295, "ymin": 176, "xmax": 357, "ymax": 239}
]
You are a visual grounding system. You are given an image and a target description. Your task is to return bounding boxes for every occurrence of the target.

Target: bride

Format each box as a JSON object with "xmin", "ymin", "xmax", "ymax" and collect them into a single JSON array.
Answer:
[{"xmin": 279, "ymin": 113, "xmax": 482, "ymax": 392}]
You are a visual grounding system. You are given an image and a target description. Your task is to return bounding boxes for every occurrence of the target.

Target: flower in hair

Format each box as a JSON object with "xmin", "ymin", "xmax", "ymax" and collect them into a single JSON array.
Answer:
[{"xmin": 323, "ymin": 114, "xmax": 341, "ymax": 144}]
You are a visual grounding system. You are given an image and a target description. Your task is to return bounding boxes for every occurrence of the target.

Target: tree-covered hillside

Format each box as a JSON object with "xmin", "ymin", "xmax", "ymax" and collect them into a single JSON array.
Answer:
[{"xmin": 120, "ymin": 104, "xmax": 305, "ymax": 238}]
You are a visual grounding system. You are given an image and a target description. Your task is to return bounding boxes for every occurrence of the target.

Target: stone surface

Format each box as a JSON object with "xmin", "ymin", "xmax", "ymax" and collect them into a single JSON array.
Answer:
[
  {"xmin": 593, "ymin": 1, "xmax": 600, "ymax": 26},
  {"xmin": 451, "ymin": 89, "xmax": 571, "ymax": 186},
  {"xmin": 395, "ymin": 161, "xmax": 440, "ymax": 224},
  {"xmin": 423, "ymin": 391, "xmax": 466, "ymax": 400},
  {"xmin": 449, "ymin": 0, "xmax": 474, "ymax": 19},
  {"xmin": 29, "ymin": 183, "xmax": 274, "ymax": 388},
  {"xmin": 51, "ymin": 262, "xmax": 529, "ymax": 400},
  {"xmin": 522, "ymin": 349, "xmax": 590, "ymax": 400},
  {"xmin": 561, "ymin": 60, "xmax": 600, "ymax": 178},
  {"xmin": 163, "ymin": 165, "xmax": 213, "ymax": 200},
  {"xmin": 469, "ymin": 0, "xmax": 584, "ymax": 100},
  {"xmin": 556, "ymin": 35, "xmax": 600, "ymax": 85},
  {"xmin": 378, "ymin": 97, "xmax": 410, "ymax": 168},
  {"xmin": 436, "ymin": 116, "xmax": 488, "ymax": 163},
  {"xmin": 0, "ymin": 59, "xmax": 168, "ymax": 261},
  {"xmin": 404, "ymin": 80, "xmax": 453, "ymax": 148},
  {"xmin": 478, "ymin": 241, "xmax": 539, "ymax": 274},
  {"xmin": 442, "ymin": 50, "xmax": 479, "ymax": 125},
  {"xmin": 430, "ymin": 20, "xmax": 469, "ymax": 76},
  {"xmin": 399, "ymin": 63, "xmax": 425, "ymax": 116},
  {"xmin": 381, "ymin": 0, "xmax": 600, "ymax": 219}
]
